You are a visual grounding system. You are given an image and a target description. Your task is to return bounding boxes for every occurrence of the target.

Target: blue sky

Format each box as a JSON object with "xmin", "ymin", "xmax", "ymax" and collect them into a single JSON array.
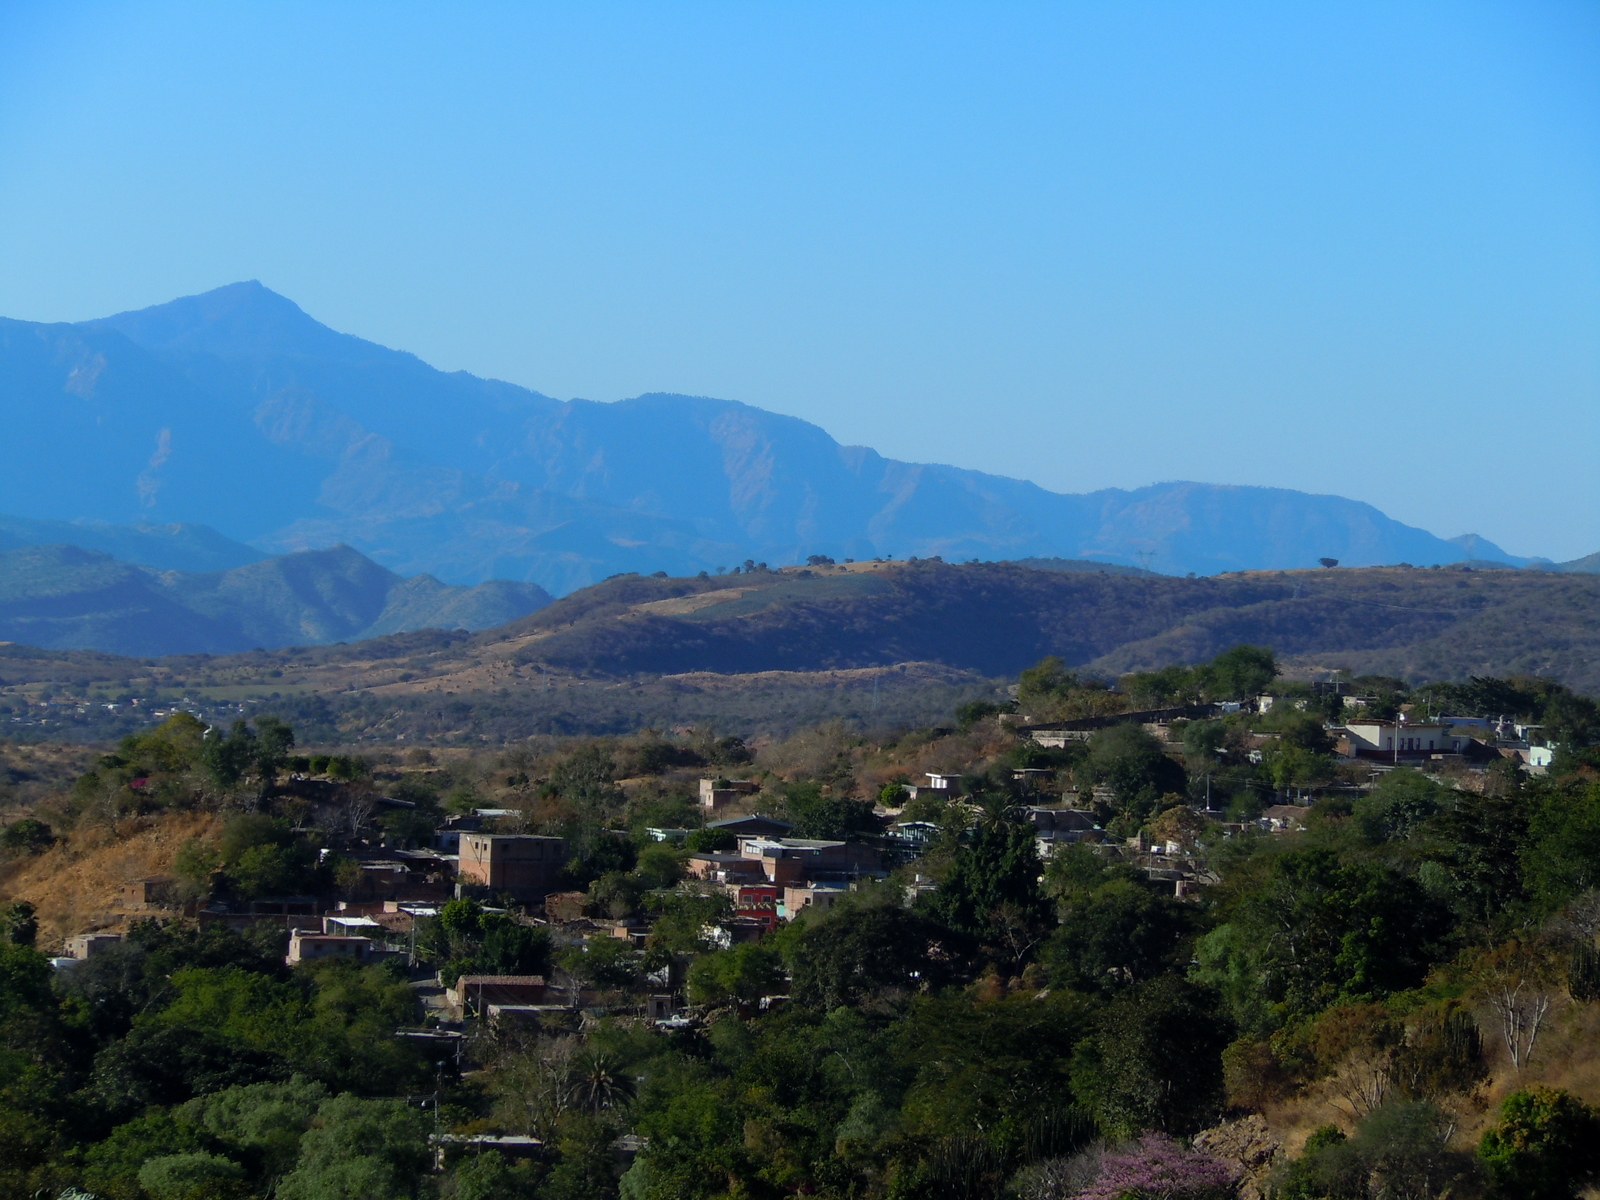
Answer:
[{"xmin": 2, "ymin": 2, "xmax": 1597, "ymax": 558}]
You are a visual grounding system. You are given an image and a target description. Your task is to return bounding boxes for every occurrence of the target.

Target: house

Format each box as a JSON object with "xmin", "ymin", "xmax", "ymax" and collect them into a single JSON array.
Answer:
[
  {"xmin": 432, "ymin": 1134, "xmax": 544, "ymax": 1171},
  {"xmin": 1025, "ymin": 704, "xmax": 1220, "ymax": 747},
  {"xmin": 699, "ymin": 778, "xmax": 761, "ymax": 810},
  {"xmin": 1341, "ymin": 721, "xmax": 1471, "ymax": 759},
  {"xmin": 447, "ymin": 975, "xmax": 549, "ymax": 1014},
  {"xmin": 435, "ymin": 814, "xmax": 485, "ymax": 853},
  {"xmin": 121, "ymin": 876, "xmax": 177, "ymax": 910},
  {"xmin": 684, "ymin": 852, "xmax": 767, "ymax": 885},
  {"xmin": 287, "ymin": 932, "xmax": 372, "ymax": 965},
  {"xmin": 457, "ymin": 834, "xmax": 568, "ymax": 901},
  {"xmin": 783, "ymin": 884, "xmax": 848, "ymax": 918},
  {"xmin": 736, "ymin": 836, "xmax": 885, "ymax": 886},
  {"xmin": 899, "ymin": 772, "xmax": 962, "ymax": 801},
  {"xmin": 323, "ymin": 914, "xmax": 384, "ymax": 937},
  {"xmin": 65, "ymin": 932, "xmax": 122, "ymax": 959},
  {"xmin": 707, "ymin": 814, "xmax": 793, "ymax": 838},
  {"xmin": 889, "ymin": 820, "xmax": 942, "ymax": 849},
  {"xmin": 1025, "ymin": 807, "xmax": 1098, "ymax": 857},
  {"xmin": 730, "ymin": 884, "xmax": 780, "ymax": 932}
]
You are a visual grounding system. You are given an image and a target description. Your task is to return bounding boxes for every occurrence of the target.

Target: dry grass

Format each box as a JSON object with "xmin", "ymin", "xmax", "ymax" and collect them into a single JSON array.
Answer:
[
  {"xmin": 0, "ymin": 810, "xmax": 221, "ymax": 950},
  {"xmin": 1257, "ymin": 996, "xmax": 1600, "ymax": 1162}
]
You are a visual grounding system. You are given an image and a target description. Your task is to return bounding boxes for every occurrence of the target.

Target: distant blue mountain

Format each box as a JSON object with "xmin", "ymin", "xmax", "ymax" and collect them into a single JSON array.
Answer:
[
  {"xmin": 0, "ymin": 281, "xmax": 1545, "ymax": 594},
  {"xmin": 0, "ymin": 542, "xmax": 551, "ymax": 656},
  {"xmin": 0, "ymin": 514, "xmax": 262, "ymax": 573}
]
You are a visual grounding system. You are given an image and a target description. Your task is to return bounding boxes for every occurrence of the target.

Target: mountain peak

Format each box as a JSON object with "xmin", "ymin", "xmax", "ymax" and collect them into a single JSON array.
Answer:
[{"xmin": 89, "ymin": 280, "xmax": 378, "ymax": 364}]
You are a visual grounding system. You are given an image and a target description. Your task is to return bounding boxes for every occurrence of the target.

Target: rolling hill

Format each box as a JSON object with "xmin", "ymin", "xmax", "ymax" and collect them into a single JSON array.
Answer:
[
  {"xmin": 0, "ymin": 558, "xmax": 1595, "ymax": 743},
  {"xmin": 0, "ymin": 543, "xmax": 551, "ymax": 656},
  {"xmin": 0, "ymin": 282, "xmax": 1555, "ymax": 592}
]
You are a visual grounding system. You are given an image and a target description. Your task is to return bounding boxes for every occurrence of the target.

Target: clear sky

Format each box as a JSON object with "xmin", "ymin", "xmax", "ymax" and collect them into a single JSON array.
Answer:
[{"xmin": 2, "ymin": 2, "xmax": 1596, "ymax": 558}]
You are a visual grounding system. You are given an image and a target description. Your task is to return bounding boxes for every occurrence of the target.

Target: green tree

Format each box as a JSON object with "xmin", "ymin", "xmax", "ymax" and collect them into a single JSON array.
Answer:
[
  {"xmin": 1070, "ymin": 976, "xmax": 1232, "ymax": 1136},
  {"xmin": 1194, "ymin": 849, "xmax": 1450, "ymax": 1025},
  {"xmin": 1075, "ymin": 723, "xmax": 1187, "ymax": 818},
  {"xmin": 138, "ymin": 1152, "xmax": 250, "ymax": 1200},
  {"xmin": 686, "ymin": 944, "xmax": 784, "ymax": 1006},
  {"xmin": 4, "ymin": 901, "xmax": 37, "ymax": 948},
  {"xmin": 1353, "ymin": 768, "xmax": 1449, "ymax": 843},
  {"xmin": 1479, "ymin": 1088, "xmax": 1600, "ymax": 1200},
  {"xmin": 0, "ymin": 818, "xmax": 54, "ymax": 856},
  {"xmin": 275, "ymin": 1094, "xmax": 431, "ymax": 1200},
  {"xmin": 1203, "ymin": 645, "xmax": 1278, "ymax": 700},
  {"xmin": 922, "ymin": 820, "xmax": 1051, "ymax": 964},
  {"xmin": 1523, "ymin": 783, "xmax": 1600, "ymax": 911},
  {"xmin": 1042, "ymin": 878, "xmax": 1193, "ymax": 992},
  {"xmin": 783, "ymin": 781, "xmax": 878, "ymax": 840},
  {"xmin": 788, "ymin": 905, "xmax": 958, "ymax": 1010}
]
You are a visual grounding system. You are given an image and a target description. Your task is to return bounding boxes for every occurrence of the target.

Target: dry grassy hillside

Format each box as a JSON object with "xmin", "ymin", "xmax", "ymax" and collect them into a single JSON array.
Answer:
[{"xmin": 0, "ymin": 810, "xmax": 220, "ymax": 950}]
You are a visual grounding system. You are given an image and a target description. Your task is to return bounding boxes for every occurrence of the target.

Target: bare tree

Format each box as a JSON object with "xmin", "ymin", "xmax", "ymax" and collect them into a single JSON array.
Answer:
[{"xmin": 1489, "ymin": 979, "xmax": 1551, "ymax": 1071}]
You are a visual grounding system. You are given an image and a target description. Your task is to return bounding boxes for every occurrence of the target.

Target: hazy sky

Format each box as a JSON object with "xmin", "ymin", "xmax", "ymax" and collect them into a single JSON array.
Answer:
[{"xmin": 2, "ymin": 2, "xmax": 1597, "ymax": 558}]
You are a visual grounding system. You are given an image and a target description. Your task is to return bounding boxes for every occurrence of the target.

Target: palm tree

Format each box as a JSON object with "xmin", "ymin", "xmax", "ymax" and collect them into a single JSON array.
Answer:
[{"xmin": 565, "ymin": 1051, "xmax": 636, "ymax": 1114}]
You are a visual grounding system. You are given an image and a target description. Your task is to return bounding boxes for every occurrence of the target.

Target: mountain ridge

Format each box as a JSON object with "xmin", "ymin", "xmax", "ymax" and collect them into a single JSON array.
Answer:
[
  {"xmin": 0, "ymin": 542, "xmax": 551, "ymax": 656},
  {"xmin": 0, "ymin": 281, "xmax": 1558, "ymax": 592}
]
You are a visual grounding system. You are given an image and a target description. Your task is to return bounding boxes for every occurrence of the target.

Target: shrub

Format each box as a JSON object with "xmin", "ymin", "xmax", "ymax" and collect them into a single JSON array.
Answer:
[{"xmin": 0, "ymin": 817, "xmax": 54, "ymax": 855}]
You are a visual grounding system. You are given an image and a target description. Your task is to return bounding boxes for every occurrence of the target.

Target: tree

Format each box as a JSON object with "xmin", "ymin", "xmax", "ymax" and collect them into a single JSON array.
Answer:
[
  {"xmin": 1075, "ymin": 724, "xmax": 1187, "ymax": 820},
  {"xmin": 1523, "ymin": 782, "xmax": 1600, "ymax": 911},
  {"xmin": 1042, "ymin": 879, "xmax": 1193, "ymax": 992},
  {"xmin": 4, "ymin": 901, "xmax": 37, "ymax": 948},
  {"xmin": 1479, "ymin": 1088, "xmax": 1600, "ymax": 1200},
  {"xmin": 922, "ymin": 820, "xmax": 1052, "ymax": 965},
  {"xmin": 783, "ymin": 782, "xmax": 878, "ymax": 840},
  {"xmin": 1194, "ymin": 849, "xmax": 1450, "ymax": 1023},
  {"xmin": 274, "ymin": 1094, "xmax": 431, "ymax": 1200},
  {"xmin": 0, "ymin": 818, "xmax": 53, "ymax": 856},
  {"xmin": 789, "ymin": 905, "xmax": 958, "ymax": 1010},
  {"xmin": 1320, "ymin": 557, "xmax": 1340, "ymax": 568},
  {"xmin": 1181, "ymin": 720, "xmax": 1226, "ymax": 763},
  {"xmin": 1353, "ymin": 768, "xmax": 1448, "ymax": 843},
  {"xmin": 1204, "ymin": 645, "xmax": 1278, "ymax": 700},
  {"xmin": 138, "ymin": 1152, "xmax": 250, "ymax": 1200},
  {"xmin": 1070, "ymin": 977, "xmax": 1232, "ymax": 1136},
  {"xmin": 686, "ymin": 944, "xmax": 784, "ymax": 1007}
]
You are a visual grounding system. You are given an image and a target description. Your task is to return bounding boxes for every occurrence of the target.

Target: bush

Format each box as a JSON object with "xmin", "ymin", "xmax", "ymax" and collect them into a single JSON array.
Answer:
[{"xmin": 0, "ymin": 817, "xmax": 53, "ymax": 855}]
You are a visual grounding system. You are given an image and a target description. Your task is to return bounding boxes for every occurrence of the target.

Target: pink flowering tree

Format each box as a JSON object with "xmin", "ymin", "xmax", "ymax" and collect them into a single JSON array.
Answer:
[{"xmin": 1074, "ymin": 1133, "xmax": 1237, "ymax": 1200}]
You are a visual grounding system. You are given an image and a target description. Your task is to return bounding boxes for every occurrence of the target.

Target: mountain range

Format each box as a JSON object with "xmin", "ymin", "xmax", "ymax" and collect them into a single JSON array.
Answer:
[
  {"xmin": 5, "ymin": 282, "xmax": 1585, "ymax": 594},
  {"xmin": 0, "ymin": 542, "xmax": 549, "ymax": 656}
]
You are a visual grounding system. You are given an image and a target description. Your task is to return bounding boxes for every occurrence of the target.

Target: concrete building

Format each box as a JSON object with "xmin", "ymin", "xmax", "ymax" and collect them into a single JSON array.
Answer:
[
  {"xmin": 1341, "ymin": 721, "xmax": 1471, "ymax": 758},
  {"xmin": 782, "ymin": 884, "xmax": 847, "ymax": 918},
  {"xmin": 66, "ymin": 932, "xmax": 122, "ymax": 960},
  {"xmin": 699, "ymin": 778, "xmax": 761, "ymax": 810},
  {"xmin": 457, "ymin": 834, "xmax": 567, "ymax": 901},
  {"xmin": 121, "ymin": 876, "xmax": 177, "ymax": 910},
  {"xmin": 286, "ymin": 932, "xmax": 372, "ymax": 965},
  {"xmin": 448, "ymin": 975, "xmax": 549, "ymax": 1014}
]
